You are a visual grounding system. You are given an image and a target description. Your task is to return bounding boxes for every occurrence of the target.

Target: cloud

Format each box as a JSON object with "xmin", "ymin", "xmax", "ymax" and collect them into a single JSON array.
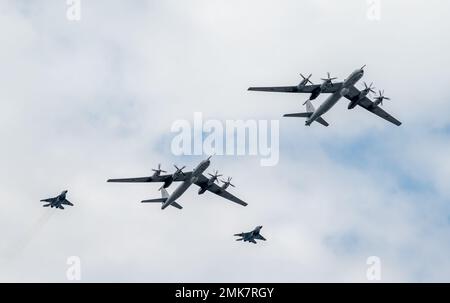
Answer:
[{"xmin": 1, "ymin": 0, "xmax": 450, "ymax": 282}]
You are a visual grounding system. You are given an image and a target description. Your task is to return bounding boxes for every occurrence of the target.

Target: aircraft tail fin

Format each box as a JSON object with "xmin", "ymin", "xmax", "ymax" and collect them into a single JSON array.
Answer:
[
  {"xmin": 141, "ymin": 188, "xmax": 182, "ymax": 209},
  {"xmin": 305, "ymin": 99, "xmax": 315, "ymax": 113},
  {"xmin": 161, "ymin": 188, "xmax": 169, "ymax": 199},
  {"xmin": 284, "ymin": 99, "xmax": 315, "ymax": 119}
]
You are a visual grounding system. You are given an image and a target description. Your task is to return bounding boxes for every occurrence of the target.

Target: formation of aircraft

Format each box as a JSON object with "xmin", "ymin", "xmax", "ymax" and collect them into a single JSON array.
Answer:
[
  {"xmin": 234, "ymin": 226, "xmax": 266, "ymax": 244},
  {"xmin": 40, "ymin": 190, "xmax": 74, "ymax": 210},
  {"xmin": 248, "ymin": 66, "xmax": 402, "ymax": 127},
  {"xmin": 107, "ymin": 156, "xmax": 247, "ymax": 210},
  {"xmin": 38, "ymin": 66, "xmax": 404, "ymax": 246}
]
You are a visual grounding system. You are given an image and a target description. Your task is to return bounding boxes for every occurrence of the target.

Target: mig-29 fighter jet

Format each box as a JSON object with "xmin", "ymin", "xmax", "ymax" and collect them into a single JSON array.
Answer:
[
  {"xmin": 107, "ymin": 156, "xmax": 247, "ymax": 210},
  {"xmin": 234, "ymin": 226, "xmax": 266, "ymax": 244},
  {"xmin": 40, "ymin": 190, "xmax": 74, "ymax": 210},
  {"xmin": 248, "ymin": 66, "xmax": 402, "ymax": 127}
]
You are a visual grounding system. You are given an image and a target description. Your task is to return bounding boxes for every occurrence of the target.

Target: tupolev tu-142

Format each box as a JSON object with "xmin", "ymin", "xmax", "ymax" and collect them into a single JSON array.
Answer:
[
  {"xmin": 248, "ymin": 66, "xmax": 402, "ymax": 127},
  {"xmin": 107, "ymin": 156, "xmax": 247, "ymax": 210}
]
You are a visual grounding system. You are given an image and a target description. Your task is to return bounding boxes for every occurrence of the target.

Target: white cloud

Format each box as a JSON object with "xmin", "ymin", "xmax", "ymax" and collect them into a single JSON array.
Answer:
[{"xmin": 1, "ymin": 0, "xmax": 450, "ymax": 282}]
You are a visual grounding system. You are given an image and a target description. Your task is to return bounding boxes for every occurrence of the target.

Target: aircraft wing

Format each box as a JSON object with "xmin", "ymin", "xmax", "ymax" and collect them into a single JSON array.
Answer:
[
  {"xmin": 194, "ymin": 175, "xmax": 248, "ymax": 207},
  {"xmin": 61, "ymin": 199, "xmax": 73, "ymax": 206},
  {"xmin": 107, "ymin": 172, "xmax": 192, "ymax": 183},
  {"xmin": 255, "ymin": 234, "xmax": 266, "ymax": 241},
  {"xmin": 345, "ymin": 87, "xmax": 402, "ymax": 126},
  {"xmin": 249, "ymin": 239, "xmax": 257, "ymax": 244},
  {"xmin": 248, "ymin": 83, "xmax": 342, "ymax": 94}
]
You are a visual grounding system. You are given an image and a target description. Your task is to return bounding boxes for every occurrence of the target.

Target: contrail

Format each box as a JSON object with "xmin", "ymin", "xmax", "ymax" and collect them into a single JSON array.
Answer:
[{"xmin": 4, "ymin": 210, "xmax": 54, "ymax": 260}]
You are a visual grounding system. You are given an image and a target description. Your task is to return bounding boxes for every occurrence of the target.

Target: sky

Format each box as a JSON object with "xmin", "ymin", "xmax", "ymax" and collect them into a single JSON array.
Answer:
[{"xmin": 1, "ymin": 0, "xmax": 450, "ymax": 282}]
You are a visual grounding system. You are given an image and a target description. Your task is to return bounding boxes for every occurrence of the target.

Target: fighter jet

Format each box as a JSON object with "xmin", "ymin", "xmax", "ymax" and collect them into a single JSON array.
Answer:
[
  {"xmin": 234, "ymin": 226, "xmax": 266, "ymax": 244},
  {"xmin": 248, "ymin": 66, "xmax": 402, "ymax": 127},
  {"xmin": 107, "ymin": 156, "xmax": 247, "ymax": 210},
  {"xmin": 40, "ymin": 190, "xmax": 74, "ymax": 210}
]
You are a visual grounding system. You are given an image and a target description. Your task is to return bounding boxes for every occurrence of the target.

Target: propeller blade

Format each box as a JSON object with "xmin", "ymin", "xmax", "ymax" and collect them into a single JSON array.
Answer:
[{"xmin": 300, "ymin": 73, "xmax": 313, "ymax": 85}]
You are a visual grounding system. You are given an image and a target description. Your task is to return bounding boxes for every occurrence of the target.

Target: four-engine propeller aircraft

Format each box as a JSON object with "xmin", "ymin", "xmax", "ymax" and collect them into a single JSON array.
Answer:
[
  {"xmin": 234, "ymin": 226, "xmax": 266, "ymax": 244},
  {"xmin": 40, "ymin": 190, "xmax": 74, "ymax": 210},
  {"xmin": 107, "ymin": 156, "xmax": 247, "ymax": 210},
  {"xmin": 248, "ymin": 66, "xmax": 402, "ymax": 127}
]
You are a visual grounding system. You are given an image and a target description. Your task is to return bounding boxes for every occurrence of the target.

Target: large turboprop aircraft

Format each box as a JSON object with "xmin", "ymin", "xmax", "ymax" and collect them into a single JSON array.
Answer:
[
  {"xmin": 248, "ymin": 66, "xmax": 402, "ymax": 127},
  {"xmin": 107, "ymin": 156, "xmax": 247, "ymax": 210}
]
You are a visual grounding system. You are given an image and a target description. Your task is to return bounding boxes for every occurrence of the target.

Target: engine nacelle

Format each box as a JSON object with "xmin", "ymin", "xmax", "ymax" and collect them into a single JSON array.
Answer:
[
  {"xmin": 348, "ymin": 100, "xmax": 358, "ymax": 109},
  {"xmin": 163, "ymin": 178, "xmax": 173, "ymax": 189},
  {"xmin": 373, "ymin": 99, "xmax": 382, "ymax": 107},
  {"xmin": 198, "ymin": 187, "xmax": 207, "ymax": 195},
  {"xmin": 310, "ymin": 87, "xmax": 321, "ymax": 100}
]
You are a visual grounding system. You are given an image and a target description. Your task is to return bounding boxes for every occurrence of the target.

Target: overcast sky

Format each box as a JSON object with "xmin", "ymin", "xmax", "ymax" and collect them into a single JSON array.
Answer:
[{"xmin": 1, "ymin": 0, "xmax": 450, "ymax": 282}]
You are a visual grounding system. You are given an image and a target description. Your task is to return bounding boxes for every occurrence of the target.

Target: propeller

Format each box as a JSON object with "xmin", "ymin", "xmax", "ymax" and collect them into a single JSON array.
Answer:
[
  {"xmin": 321, "ymin": 72, "xmax": 338, "ymax": 85},
  {"xmin": 300, "ymin": 73, "xmax": 314, "ymax": 85},
  {"xmin": 363, "ymin": 82, "xmax": 376, "ymax": 95},
  {"xmin": 374, "ymin": 90, "xmax": 391, "ymax": 106},
  {"xmin": 220, "ymin": 177, "xmax": 235, "ymax": 188},
  {"xmin": 208, "ymin": 170, "xmax": 223, "ymax": 183},
  {"xmin": 152, "ymin": 163, "xmax": 167, "ymax": 174},
  {"xmin": 173, "ymin": 165, "xmax": 186, "ymax": 176}
]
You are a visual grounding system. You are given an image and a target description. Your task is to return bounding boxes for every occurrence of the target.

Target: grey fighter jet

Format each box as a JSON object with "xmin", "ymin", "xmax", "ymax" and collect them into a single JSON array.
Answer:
[
  {"xmin": 234, "ymin": 226, "xmax": 266, "ymax": 244},
  {"xmin": 248, "ymin": 66, "xmax": 402, "ymax": 127},
  {"xmin": 40, "ymin": 190, "xmax": 74, "ymax": 210},
  {"xmin": 107, "ymin": 156, "xmax": 247, "ymax": 210}
]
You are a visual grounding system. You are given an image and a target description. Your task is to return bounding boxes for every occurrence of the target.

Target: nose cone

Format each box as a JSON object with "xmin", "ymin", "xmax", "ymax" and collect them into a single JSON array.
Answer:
[
  {"xmin": 204, "ymin": 155, "xmax": 214, "ymax": 166},
  {"xmin": 202, "ymin": 158, "xmax": 211, "ymax": 168}
]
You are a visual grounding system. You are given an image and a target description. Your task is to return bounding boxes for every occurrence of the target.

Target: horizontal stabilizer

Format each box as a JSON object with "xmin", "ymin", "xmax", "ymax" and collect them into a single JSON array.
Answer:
[
  {"xmin": 141, "ymin": 198, "xmax": 166, "ymax": 203},
  {"xmin": 315, "ymin": 117, "xmax": 329, "ymax": 127},
  {"xmin": 170, "ymin": 202, "xmax": 183, "ymax": 210},
  {"xmin": 283, "ymin": 112, "xmax": 312, "ymax": 118}
]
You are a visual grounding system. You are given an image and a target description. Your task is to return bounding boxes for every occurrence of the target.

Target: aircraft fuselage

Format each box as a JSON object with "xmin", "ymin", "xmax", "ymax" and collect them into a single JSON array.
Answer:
[
  {"xmin": 306, "ymin": 68, "xmax": 364, "ymax": 125},
  {"xmin": 45, "ymin": 190, "xmax": 68, "ymax": 208},
  {"xmin": 161, "ymin": 158, "xmax": 211, "ymax": 209}
]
